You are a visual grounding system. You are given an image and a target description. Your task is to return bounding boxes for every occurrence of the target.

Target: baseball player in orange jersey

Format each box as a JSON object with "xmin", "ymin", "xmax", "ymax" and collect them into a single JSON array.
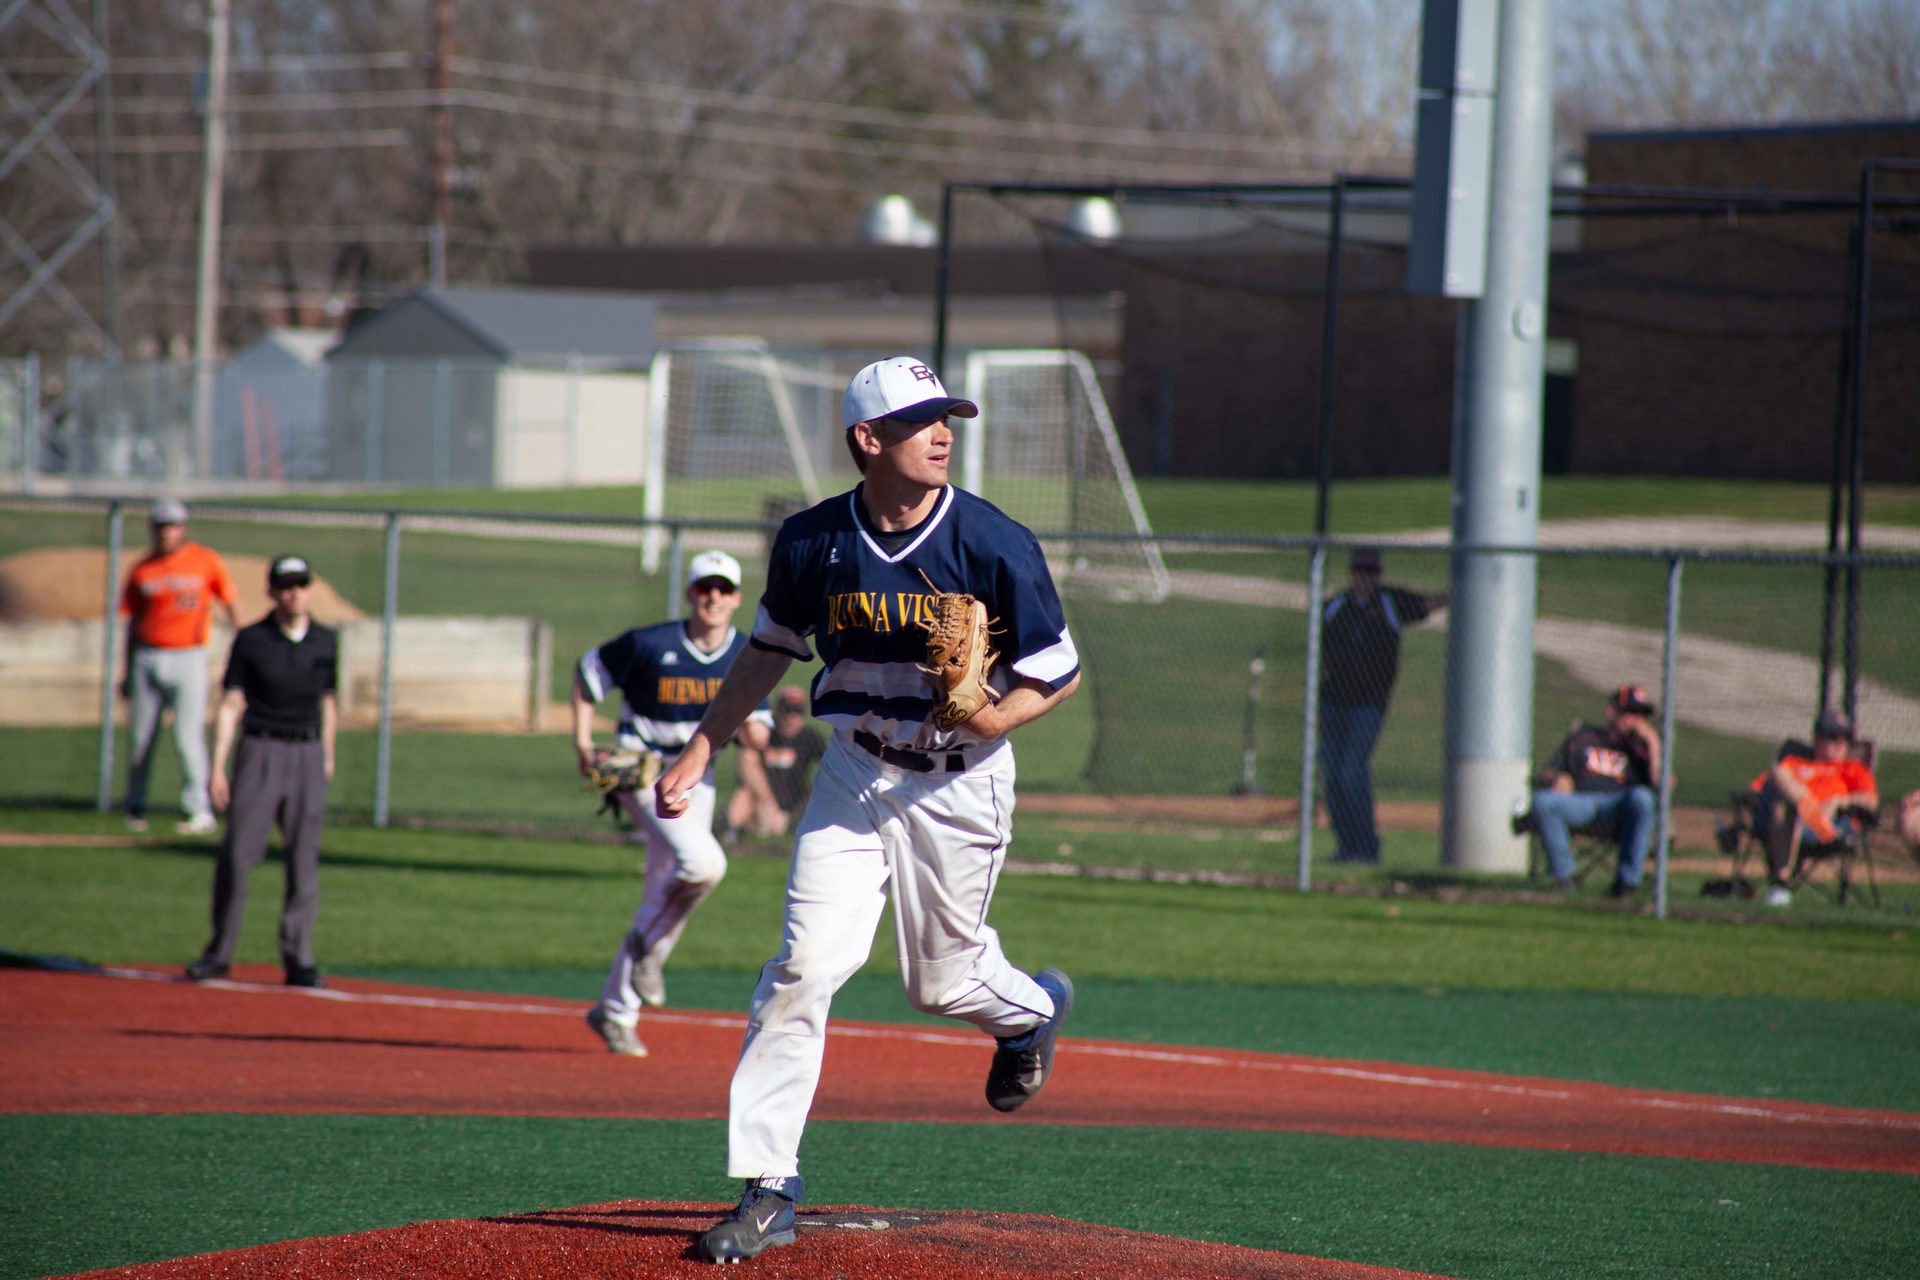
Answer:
[{"xmin": 120, "ymin": 499, "xmax": 240, "ymax": 834}]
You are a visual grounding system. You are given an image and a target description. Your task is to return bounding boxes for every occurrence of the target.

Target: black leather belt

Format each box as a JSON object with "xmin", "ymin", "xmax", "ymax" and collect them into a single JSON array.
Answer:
[
  {"xmin": 246, "ymin": 725, "xmax": 318, "ymax": 741},
  {"xmin": 853, "ymin": 730, "xmax": 966, "ymax": 774}
]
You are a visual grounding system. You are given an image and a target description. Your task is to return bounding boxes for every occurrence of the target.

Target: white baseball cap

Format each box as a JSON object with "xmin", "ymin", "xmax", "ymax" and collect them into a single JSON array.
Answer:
[
  {"xmin": 685, "ymin": 549, "xmax": 743, "ymax": 590},
  {"xmin": 150, "ymin": 498, "xmax": 188, "ymax": 526},
  {"xmin": 842, "ymin": 357, "xmax": 978, "ymax": 429}
]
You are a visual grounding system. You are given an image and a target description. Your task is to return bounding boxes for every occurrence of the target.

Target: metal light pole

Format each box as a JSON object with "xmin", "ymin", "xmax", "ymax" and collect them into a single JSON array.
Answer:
[
  {"xmin": 189, "ymin": 0, "xmax": 230, "ymax": 479},
  {"xmin": 1440, "ymin": 0, "xmax": 1553, "ymax": 872}
]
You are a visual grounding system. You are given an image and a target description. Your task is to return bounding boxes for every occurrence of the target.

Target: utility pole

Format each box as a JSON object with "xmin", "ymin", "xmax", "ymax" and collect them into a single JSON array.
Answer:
[
  {"xmin": 429, "ymin": 0, "xmax": 452, "ymax": 287},
  {"xmin": 92, "ymin": 0, "xmax": 119, "ymax": 353},
  {"xmin": 1440, "ymin": 0, "xmax": 1553, "ymax": 872},
  {"xmin": 190, "ymin": 0, "xmax": 231, "ymax": 480}
]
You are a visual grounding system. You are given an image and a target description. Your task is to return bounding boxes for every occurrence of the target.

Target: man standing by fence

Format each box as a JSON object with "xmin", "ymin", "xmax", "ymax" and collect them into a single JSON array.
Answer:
[
  {"xmin": 1318, "ymin": 548, "xmax": 1446, "ymax": 865},
  {"xmin": 120, "ymin": 499, "xmax": 239, "ymax": 834}
]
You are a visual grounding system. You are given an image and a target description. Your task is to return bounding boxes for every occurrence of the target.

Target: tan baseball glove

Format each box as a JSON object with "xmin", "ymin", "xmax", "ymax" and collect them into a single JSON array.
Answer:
[
  {"xmin": 584, "ymin": 747, "xmax": 664, "ymax": 798},
  {"xmin": 915, "ymin": 569, "xmax": 1000, "ymax": 731}
]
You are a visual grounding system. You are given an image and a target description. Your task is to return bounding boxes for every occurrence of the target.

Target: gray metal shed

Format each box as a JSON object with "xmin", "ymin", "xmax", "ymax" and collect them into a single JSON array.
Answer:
[{"xmin": 324, "ymin": 287, "xmax": 659, "ymax": 487}]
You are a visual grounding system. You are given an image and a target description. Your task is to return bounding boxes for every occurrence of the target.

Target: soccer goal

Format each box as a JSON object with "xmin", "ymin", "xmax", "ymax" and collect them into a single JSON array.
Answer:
[
  {"xmin": 641, "ymin": 340, "xmax": 843, "ymax": 571},
  {"xmin": 960, "ymin": 349, "xmax": 1169, "ymax": 602}
]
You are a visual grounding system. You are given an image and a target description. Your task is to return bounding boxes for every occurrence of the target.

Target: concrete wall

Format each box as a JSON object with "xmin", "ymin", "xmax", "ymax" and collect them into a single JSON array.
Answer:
[
  {"xmin": 494, "ymin": 368, "xmax": 649, "ymax": 488},
  {"xmin": 0, "ymin": 617, "xmax": 552, "ymax": 731}
]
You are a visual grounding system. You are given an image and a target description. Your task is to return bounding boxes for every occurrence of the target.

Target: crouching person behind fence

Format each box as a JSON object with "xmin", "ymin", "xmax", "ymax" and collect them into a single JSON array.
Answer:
[
  {"xmin": 187, "ymin": 555, "xmax": 337, "ymax": 988},
  {"xmin": 1531, "ymin": 684, "xmax": 1661, "ymax": 898}
]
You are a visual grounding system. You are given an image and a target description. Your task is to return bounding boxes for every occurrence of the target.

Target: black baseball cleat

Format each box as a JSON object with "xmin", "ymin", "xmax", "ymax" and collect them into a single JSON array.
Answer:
[
  {"xmin": 184, "ymin": 958, "xmax": 228, "ymax": 982},
  {"xmin": 696, "ymin": 1180, "xmax": 801, "ymax": 1264},
  {"xmin": 284, "ymin": 966, "xmax": 326, "ymax": 988},
  {"xmin": 986, "ymin": 967, "xmax": 1074, "ymax": 1113}
]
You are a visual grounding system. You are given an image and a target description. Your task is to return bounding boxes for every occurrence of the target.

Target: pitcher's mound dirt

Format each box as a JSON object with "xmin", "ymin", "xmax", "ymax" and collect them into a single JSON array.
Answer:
[
  {"xmin": 66, "ymin": 1201, "xmax": 1460, "ymax": 1280},
  {"xmin": 0, "ymin": 547, "xmax": 363, "ymax": 624}
]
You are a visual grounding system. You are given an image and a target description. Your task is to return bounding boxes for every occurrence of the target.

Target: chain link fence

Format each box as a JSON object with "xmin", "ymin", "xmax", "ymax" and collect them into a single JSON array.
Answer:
[{"xmin": 2, "ymin": 494, "xmax": 1916, "ymax": 919}]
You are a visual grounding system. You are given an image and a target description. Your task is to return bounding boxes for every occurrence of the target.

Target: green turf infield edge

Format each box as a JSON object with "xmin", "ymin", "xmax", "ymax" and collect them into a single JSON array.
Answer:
[
  {"xmin": 2, "ymin": 1114, "xmax": 1911, "ymax": 1280},
  {"xmin": 337, "ymin": 966, "xmax": 1920, "ymax": 1114}
]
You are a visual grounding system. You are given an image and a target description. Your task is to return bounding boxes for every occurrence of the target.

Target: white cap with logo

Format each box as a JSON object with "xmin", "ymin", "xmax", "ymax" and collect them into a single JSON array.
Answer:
[
  {"xmin": 685, "ymin": 549, "xmax": 743, "ymax": 590},
  {"xmin": 842, "ymin": 356, "xmax": 979, "ymax": 429}
]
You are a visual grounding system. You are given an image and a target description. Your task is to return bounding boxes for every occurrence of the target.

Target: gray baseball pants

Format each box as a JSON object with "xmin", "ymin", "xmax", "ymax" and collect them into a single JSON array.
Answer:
[
  {"xmin": 126, "ymin": 644, "xmax": 212, "ymax": 819},
  {"xmin": 203, "ymin": 734, "xmax": 327, "ymax": 968}
]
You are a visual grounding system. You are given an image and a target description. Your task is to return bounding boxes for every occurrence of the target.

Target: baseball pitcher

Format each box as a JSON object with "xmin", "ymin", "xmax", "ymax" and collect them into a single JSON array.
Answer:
[{"xmin": 655, "ymin": 357, "xmax": 1081, "ymax": 1263}]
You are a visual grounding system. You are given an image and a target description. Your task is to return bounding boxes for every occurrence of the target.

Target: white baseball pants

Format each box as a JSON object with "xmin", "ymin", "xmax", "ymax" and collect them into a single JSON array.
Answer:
[
  {"xmin": 597, "ymin": 770, "xmax": 726, "ymax": 1028},
  {"xmin": 726, "ymin": 734, "xmax": 1055, "ymax": 1179},
  {"xmin": 126, "ymin": 644, "xmax": 212, "ymax": 820}
]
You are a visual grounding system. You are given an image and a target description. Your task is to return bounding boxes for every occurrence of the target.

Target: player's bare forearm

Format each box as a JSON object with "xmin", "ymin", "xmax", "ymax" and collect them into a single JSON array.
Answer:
[
  {"xmin": 321, "ymin": 695, "xmax": 337, "ymax": 780},
  {"xmin": 209, "ymin": 690, "xmax": 246, "ymax": 812},
  {"xmin": 570, "ymin": 676, "xmax": 598, "ymax": 768},
  {"xmin": 736, "ymin": 718, "xmax": 772, "ymax": 752},
  {"xmin": 967, "ymin": 673, "xmax": 1078, "ymax": 740},
  {"xmin": 658, "ymin": 646, "xmax": 792, "ymax": 815}
]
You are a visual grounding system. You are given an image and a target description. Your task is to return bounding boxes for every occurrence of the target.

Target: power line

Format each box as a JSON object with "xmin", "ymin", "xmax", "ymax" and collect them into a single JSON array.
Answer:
[
  {"xmin": 110, "ymin": 128, "xmax": 411, "ymax": 154},
  {"xmin": 447, "ymin": 56, "xmax": 1381, "ymax": 162}
]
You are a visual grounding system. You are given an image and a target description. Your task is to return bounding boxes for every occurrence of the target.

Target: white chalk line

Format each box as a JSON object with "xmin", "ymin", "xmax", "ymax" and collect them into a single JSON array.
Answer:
[{"xmin": 83, "ymin": 965, "xmax": 1920, "ymax": 1136}]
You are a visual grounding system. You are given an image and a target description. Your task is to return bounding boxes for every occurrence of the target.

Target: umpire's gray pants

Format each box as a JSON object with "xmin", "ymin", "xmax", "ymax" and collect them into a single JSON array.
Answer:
[
  {"xmin": 204, "ymin": 735, "xmax": 327, "ymax": 968},
  {"xmin": 127, "ymin": 644, "xmax": 211, "ymax": 819}
]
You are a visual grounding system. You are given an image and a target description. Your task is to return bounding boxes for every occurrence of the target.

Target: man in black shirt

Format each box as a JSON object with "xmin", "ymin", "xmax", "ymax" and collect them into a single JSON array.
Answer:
[
  {"xmin": 1529, "ymin": 684, "xmax": 1661, "ymax": 897},
  {"xmin": 725, "ymin": 685, "xmax": 827, "ymax": 841},
  {"xmin": 187, "ymin": 554, "xmax": 338, "ymax": 987},
  {"xmin": 1318, "ymin": 548, "xmax": 1446, "ymax": 864}
]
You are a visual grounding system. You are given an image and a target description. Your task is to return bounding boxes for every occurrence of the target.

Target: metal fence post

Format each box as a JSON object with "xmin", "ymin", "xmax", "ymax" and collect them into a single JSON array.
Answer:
[
  {"xmin": 432, "ymin": 360, "xmax": 451, "ymax": 486},
  {"xmin": 95, "ymin": 500, "xmax": 123, "ymax": 812},
  {"xmin": 22, "ymin": 351, "xmax": 39, "ymax": 493},
  {"xmin": 665, "ymin": 525, "xmax": 685, "ymax": 620},
  {"xmin": 374, "ymin": 510, "xmax": 400, "ymax": 827},
  {"xmin": 1653, "ymin": 555, "xmax": 1683, "ymax": 920},
  {"xmin": 1298, "ymin": 542, "xmax": 1327, "ymax": 890},
  {"xmin": 1235, "ymin": 647, "xmax": 1266, "ymax": 796}
]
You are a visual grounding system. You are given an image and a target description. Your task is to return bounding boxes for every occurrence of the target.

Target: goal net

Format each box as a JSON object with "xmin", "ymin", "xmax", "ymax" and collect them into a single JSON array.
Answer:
[
  {"xmin": 642, "ymin": 341, "xmax": 845, "ymax": 570},
  {"xmin": 960, "ymin": 349, "xmax": 1169, "ymax": 602}
]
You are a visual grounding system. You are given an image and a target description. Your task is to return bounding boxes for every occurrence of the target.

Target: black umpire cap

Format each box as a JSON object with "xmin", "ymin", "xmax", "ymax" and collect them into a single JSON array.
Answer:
[{"xmin": 268, "ymin": 555, "xmax": 313, "ymax": 589}]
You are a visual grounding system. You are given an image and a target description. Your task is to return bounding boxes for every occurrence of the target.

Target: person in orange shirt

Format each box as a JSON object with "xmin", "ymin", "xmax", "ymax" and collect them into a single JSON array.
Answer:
[
  {"xmin": 120, "ymin": 499, "xmax": 240, "ymax": 834},
  {"xmin": 1748, "ymin": 710, "xmax": 1878, "ymax": 908}
]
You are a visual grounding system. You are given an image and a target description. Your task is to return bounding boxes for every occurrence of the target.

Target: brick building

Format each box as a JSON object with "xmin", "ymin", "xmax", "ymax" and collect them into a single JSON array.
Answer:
[{"xmin": 527, "ymin": 118, "xmax": 1920, "ymax": 482}]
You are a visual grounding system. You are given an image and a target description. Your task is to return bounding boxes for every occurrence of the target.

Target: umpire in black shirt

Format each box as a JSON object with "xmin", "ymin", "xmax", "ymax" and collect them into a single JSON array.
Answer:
[{"xmin": 186, "ymin": 555, "xmax": 338, "ymax": 987}]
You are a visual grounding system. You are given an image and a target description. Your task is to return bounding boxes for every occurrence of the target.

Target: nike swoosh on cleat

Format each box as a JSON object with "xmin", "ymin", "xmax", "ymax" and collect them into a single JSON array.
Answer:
[{"xmin": 756, "ymin": 1210, "xmax": 778, "ymax": 1232}]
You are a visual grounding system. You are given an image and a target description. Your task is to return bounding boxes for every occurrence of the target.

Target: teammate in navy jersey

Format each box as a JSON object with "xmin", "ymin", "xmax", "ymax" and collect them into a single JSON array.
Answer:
[
  {"xmin": 572, "ymin": 549, "xmax": 771, "ymax": 1057},
  {"xmin": 655, "ymin": 357, "xmax": 1082, "ymax": 1264}
]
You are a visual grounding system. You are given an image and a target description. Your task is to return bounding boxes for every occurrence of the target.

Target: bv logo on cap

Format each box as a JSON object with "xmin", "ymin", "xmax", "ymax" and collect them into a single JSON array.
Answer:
[{"xmin": 843, "ymin": 356, "xmax": 979, "ymax": 429}]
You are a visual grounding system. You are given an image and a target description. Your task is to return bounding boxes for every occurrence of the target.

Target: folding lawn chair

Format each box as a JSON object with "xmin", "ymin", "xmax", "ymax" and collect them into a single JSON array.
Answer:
[
  {"xmin": 1516, "ymin": 721, "xmax": 1664, "ymax": 890},
  {"xmin": 1716, "ymin": 738, "xmax": 1882, "ymax": 907}
]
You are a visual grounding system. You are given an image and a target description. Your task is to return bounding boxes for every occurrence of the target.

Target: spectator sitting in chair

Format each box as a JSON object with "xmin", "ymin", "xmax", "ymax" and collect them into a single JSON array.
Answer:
[
  {"xmin": 1748, "ymin": 710, "xmax": 1878, "ymax": 909},
  {"xmin": 1532, "ymin": 685, "xmax": 1662, "ymax": 898},
  {"xmin": 724, "ymin": 685, "xmax": 826, "ymax": 844}
]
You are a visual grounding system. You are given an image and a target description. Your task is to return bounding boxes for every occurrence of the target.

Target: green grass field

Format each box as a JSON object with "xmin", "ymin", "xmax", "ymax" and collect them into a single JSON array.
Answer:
[{"xmin": 3, "ymin": 811, "xmax": 1919, "ymax": 1280}]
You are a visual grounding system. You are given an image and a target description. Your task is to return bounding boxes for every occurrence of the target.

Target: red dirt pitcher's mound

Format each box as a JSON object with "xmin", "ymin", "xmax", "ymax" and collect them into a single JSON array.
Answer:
[{"xmin": 65, "ymin": 1201, "xmax": 1461, "ymax": 1280}]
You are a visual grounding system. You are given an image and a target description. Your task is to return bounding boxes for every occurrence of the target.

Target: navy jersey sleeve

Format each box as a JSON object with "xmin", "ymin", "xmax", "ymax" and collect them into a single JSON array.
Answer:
[
  {"xmin": 997, "ymin": 540, "xmax": 1079, "ymax": 690},
  {"xmin": 1388, "ymin": 586, "xmax": 1435, "ymax": 626},
  {"xmin": 577, "ymin": 629, "xmax": 646, "ymax": 702},
  {"xmin": 750, "ymin": 526, "xmax": 815, "ymax": 660}
]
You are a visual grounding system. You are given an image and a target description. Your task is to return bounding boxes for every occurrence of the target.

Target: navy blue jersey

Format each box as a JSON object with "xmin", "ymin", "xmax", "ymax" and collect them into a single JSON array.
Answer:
[
  {"xmin": 578, "ymin": 620, "xmax": 770, "ymax": 753},
  {"xmin": 751, "ymin": 484, "xmax": 1079, "ymax": 749}
]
